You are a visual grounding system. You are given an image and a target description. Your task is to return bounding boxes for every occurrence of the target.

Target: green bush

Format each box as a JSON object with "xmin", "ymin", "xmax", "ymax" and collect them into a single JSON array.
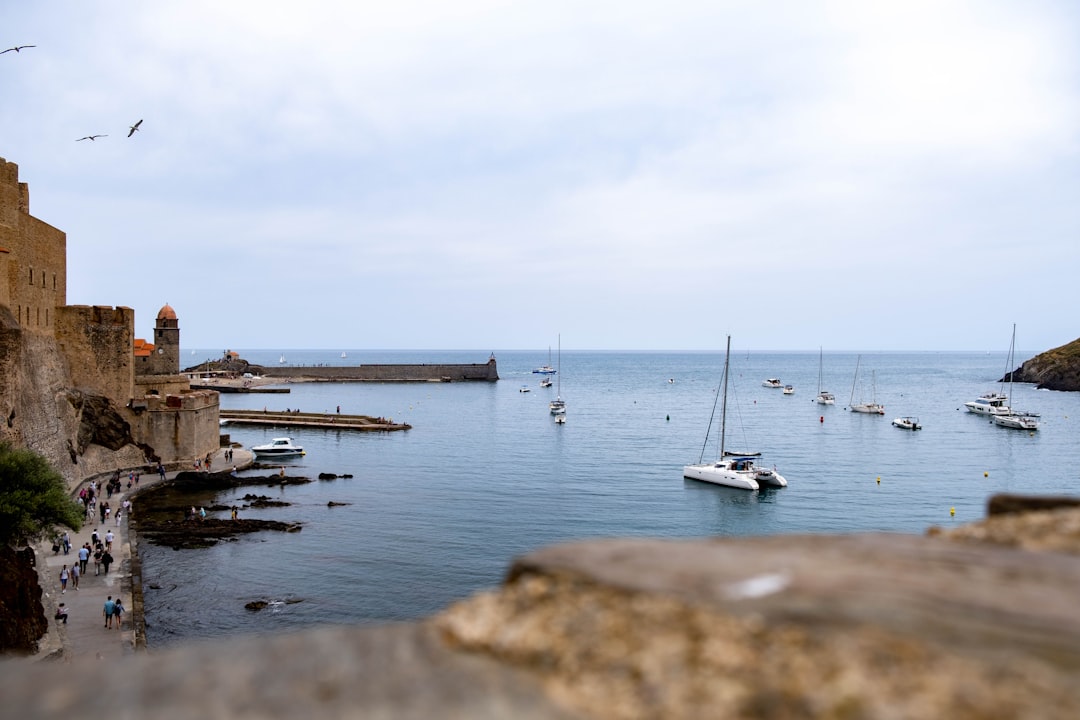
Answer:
[{"xmin": 0, "ymin": 443, "xmax": 83, "ymax": 546}]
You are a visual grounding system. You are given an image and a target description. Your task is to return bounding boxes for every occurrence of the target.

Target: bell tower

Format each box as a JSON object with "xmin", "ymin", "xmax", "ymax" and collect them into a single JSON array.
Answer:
[{"xmin": 152, "ymin": 303, "xmax": 180, "ymax": 375}]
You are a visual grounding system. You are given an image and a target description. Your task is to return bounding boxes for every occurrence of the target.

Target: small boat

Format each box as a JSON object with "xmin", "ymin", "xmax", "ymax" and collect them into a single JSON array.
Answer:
[
  {"xmin": 251, "ymin": 437, "xmax": 305, "ymax": 457},
  {"xmin": 554, "ymin": 415, "xmax": 566, "ymax": 424},
  {"xmin": 519, "ymin": 385, "xmax": 531, "ymax": 393},
  {"xmin": 549, "ymin": 335, "xmax": 566, "ymax": 415},
  {"xmin": 340, "ymin": 352, "xmax": 347, "ymax": 358},
  {"xmin": 540, "ymin": 377, "xmax": 553, "ymax": 388},
  {"xmin": 533, "ymin": 346, "xmax": 557, "ymax": 374},
  {"xmin": 892, "ymin": 416, "xmax": 921, "ymax": 430},
  {"xmin": 783, "ymin": 385, "xmax": 795, "ymax": 395},
  {"xmin": 762, "ymin": 378, "xmax": 783, "ymax": 388},
  {"xmin": 815, "ymin": 348, "xmax": 835, "ymax": 405},
  {"xmin": 684, "ymin": 336, "xmax": 787, "ymax": 491},
  {"xmin": 279, "ymin": 354, "xmax": 286, "ymax": 364},
  {"xmin": 848, "ymin": 357, "xmax": 885, "ymax": 414},
  {"xmin": 992, "ymin": 324, "xmax": 1040, "ymax": 431}
]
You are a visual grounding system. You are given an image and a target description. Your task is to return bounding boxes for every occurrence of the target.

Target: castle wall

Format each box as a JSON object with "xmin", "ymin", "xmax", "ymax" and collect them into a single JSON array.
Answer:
[
  {"xmin": 0, "ymin": 158, "xmax": 66, "ymax": 336},
  {"xmin": 54, "ymin": 305, "xmax": 135, "ymax": 406},
  {"xmin": 262, "ymin": 359, "xmax": 500, "ymax": 382},
  {"xmin": 131, "ymin": 390, "xmax": 220, "ymax": 465}
]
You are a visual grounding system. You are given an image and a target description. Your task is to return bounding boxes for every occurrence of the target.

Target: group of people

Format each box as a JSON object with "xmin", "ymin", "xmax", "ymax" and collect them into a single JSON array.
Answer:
[{"xmin": 102, "ymin": 595, "xmax": 125, "ymax": 629}]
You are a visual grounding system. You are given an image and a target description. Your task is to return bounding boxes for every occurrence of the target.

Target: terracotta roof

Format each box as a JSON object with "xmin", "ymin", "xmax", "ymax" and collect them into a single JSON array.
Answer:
[{"xmin": 157, "ymin": 303, "xmax": 177, "ymax": 321}]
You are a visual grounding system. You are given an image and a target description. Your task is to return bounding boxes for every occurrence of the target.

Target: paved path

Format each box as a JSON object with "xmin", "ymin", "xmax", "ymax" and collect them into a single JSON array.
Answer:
[{"xmin": 37, "ymin": 447, "xmax": 254, "ymax": 661}]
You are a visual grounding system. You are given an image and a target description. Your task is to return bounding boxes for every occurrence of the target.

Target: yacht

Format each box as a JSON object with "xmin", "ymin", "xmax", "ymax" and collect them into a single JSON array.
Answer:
[
  {"xmin": 964, "ymin": 392, "xmax": 1010, "ymax": 416},
  {"xmin": 892, "ymin": 416, "xmax": 921, "ymax": 430},
  {"xmin": 251, "ymin": 437, "xmax": 305, "ymax": 457},
  {"xmin": 783, "ymin": 385, "xmax": 795, "ymax": 395},
  {"xmin": 762, "ymin": 378, "xmax": 782, "ymax": 388}
]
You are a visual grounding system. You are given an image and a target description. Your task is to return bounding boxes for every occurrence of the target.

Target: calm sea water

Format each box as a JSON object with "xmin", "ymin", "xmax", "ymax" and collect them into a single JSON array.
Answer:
[{"xmin": 141, "ymin": 349, "xmax": 1080, "ymax": 647}]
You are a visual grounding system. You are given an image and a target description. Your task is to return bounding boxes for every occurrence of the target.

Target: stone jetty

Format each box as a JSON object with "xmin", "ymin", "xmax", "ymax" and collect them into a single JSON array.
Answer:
[{"xmin": 220, "ymin": 409, "xmax": 410, "ymax": 431}]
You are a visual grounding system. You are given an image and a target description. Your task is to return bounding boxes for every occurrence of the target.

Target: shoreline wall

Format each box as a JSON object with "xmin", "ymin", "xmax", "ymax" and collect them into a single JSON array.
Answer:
[{"xmin": 263, "ymin": 358, "xmax": 499, "ymax": 383}]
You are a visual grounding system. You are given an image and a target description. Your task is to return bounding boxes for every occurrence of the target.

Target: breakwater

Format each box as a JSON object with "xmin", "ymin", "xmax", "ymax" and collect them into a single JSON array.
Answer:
[
  {"xmin": 220, "ymin": 410, "xmax": 410, "ymax": 431},
  {"xmin": 263, "ymin": 356, "xmax": 499, "ymax": 383}
]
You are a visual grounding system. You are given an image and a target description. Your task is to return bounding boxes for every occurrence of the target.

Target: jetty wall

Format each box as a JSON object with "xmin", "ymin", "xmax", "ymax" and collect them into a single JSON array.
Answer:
[{"xmin": 264, "ymin": 357, "xmax": 499, "ymax": 383}]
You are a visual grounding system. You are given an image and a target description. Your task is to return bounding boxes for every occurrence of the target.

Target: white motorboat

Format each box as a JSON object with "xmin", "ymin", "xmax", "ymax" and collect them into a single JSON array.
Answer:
[
  {"xmin": 816, "ymin": 348, "xmax": 835, "ymax": 405},
  {"xmin": 533, "ymin": 346, "xmax": 556, "ymax": 374},
  {"xmin": 540, "ymin": 377, "xmax": 553, "ymax": 388},
  {"xmin": 251, "ymin": 437, "xmax": 305, "ymax": 457},
  {"xmin": 762, "ymin": 378, "xmax": 783, "ymax": 388},
  {"xmin": 964, "ymin": 392, "xmax": 1010, "ymax": 416},
  {"xmin": 783, "ymin": 385, "xmax": 795, "ymax": 395},
  {"xmin": 992, "ymin": 324, "xmax": 1040, "ymax": 431},
  {"xmin": 848, "ymin": 357, "xmax": 885, "ymax": 415},
  {"xmin": 684, "ymin": 336, "xmax": 788, "ymax": 491},
  {"xmin": 892, "ymin": 416, "xmax": 921, "ymax": 430},
  {"xmin": 519, "ymin": 385, "xmax": 531, "ymax": 393}
]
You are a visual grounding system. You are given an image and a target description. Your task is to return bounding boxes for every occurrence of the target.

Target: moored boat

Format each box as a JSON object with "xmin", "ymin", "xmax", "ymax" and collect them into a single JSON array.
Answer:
[
  {"xmin": 251, "ymin": 437, "xmax": 305, "ymax": 457},
  {"xmin": 762, "ymin": 378, "xmax": 783, "ymax": 388},
  {"xmin": 892, "ymin": 416, "xmax": 921, "ymax": 430},
  {"xmin": 783, "ymin": 385, "xmax": 795, "ymax": 395}
]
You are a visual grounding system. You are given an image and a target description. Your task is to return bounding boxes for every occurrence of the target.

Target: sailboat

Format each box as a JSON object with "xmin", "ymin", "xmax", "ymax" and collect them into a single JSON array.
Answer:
[
  {"xmin": 815, "ymin": 347, "xmax": 835, "ymax": 405},
  {"xmin": 993, "ymin": 324, "xmax": 1040, "ymax": 431},
  {"xmin": 279, "ymin": 354, "xmax": 286, "ymax": 364},
  {"xmin": 549, "ymin": 335, "xmax": 566, "ymax": 416},
  {"xmin": 533, "ymin": 346, "xmax": 556, "ymax": 374},
  {"xmin": 341, "ymin": 351, "xmax": 347, "ymax": 359},
  {"xmin": 683, "ymin": 335, "xmax": 787, "ymax": 491},
  {"xmin": 847, "ymin": 356, "xmax": 884, "ymax": 414}
]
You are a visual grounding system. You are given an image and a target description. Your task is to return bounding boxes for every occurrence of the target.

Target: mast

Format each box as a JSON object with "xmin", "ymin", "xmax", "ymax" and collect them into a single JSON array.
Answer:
[
  {"xmin": 1005, "ymin": 323, "xmax": 1016, "ymax": 406},
  {"xmin": 719, "ymin": 335, "xmax": 731, "ymax": 458},
  {"xmin": 818, "ymin": 347, "xmax": 823, "ymax": 394},
  {"xmin": 848, "ymin": 355, "xmax": 861, "ymax": 407}
]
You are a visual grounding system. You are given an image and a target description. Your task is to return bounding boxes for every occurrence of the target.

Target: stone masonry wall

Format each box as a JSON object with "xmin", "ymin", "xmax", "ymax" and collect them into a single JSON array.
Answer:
[{"xmin": 54, "ymin": 305, "xmax": 135, "ymax": 407}]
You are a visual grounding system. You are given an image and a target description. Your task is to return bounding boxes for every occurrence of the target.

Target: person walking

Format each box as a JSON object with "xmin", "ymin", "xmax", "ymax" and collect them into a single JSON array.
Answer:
[
  {"xmin": 105, "ymin": 530, "xmax": 114, "ymax": 552},
  {"xmin": 62, "ymin": 532, "xmax": 71, "ymax": 555},
  {"xmin": 59, "ymin": 565, "xmax": 69, "ymax": 593},
  {"xmin": 115, "ymin": 509, "xmax": 122, "ymax": 526},
  {"xmin": 70, "ymin": 562, "xmax": 80, "ymax": 590},
  {"xmin": 78, "ymin": 543, "xmax": 90, "ymax": 574},
  {"xmin": 113, "ymin": 598, "xmax": 125, "ymax": 629},
  {"xmin": 93, "ymin": 545, "xmax": 103, "ymax": 575},
  {"xmin": 101, "ymin": 549, "xmax": 113, "ymax": 575},
  {"xmin": 103, "ymin": 596, "xmax": 116, "ymax": 628}
]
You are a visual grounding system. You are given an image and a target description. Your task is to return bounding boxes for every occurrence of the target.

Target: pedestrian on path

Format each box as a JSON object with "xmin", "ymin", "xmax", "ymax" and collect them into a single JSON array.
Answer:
[
  {"xmin": 105, "ymin": 530, "xmax": 114, "ymax": 551},
  {"xmin": 115, "ymin": 509, "xmax": 122, "ymax": 526},
  {"xmin": 62, "ymin": 532, "xmax": 71, "ymax": 554},
  {"xmin": 103, "ymin": 596, "xmax": 115, "ymax": 628},
  {"xmin": 101, "ymin": 549, "xmax": 113, "ymax": 575},
  {"xmin": 78, "ymin": 543, "xmax": 90, "ymax": 573},
  {"xmin": 93, "ymin": 545, "xmax": 102, "ymax": 575},
  {"xmin": 55, "ymin": 603, "xmax": 68, "ymax": 625},
  {"xmin": 59, "ymin": 565, "xmax": 69, "ymax": 593},
  {"xmin": 113, "ymin": 598, "xmax": 125, "ymax": 629},
  {"xmin": 70, "ymin": 562, "xmax": 80, "ymax": 590}
]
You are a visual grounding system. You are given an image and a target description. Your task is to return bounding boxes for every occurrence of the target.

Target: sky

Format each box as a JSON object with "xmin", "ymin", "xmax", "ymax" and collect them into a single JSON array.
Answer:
[{"xmin": 2, "ymin": 1, "xmax": 1078, "ymax": 352}]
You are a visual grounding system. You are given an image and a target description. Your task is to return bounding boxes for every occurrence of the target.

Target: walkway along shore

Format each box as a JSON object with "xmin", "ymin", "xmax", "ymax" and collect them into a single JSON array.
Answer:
[
  {"xmin": 27, "ymin": 447, "xmax": 255, "ymax": 663},
  {"xmin": 220, "ymin": 409, "xmax": 411, "ymax": 431}
]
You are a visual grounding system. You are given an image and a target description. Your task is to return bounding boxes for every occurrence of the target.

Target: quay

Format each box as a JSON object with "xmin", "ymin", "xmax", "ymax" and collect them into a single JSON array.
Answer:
[{"xmin": 220, "ymin": 409, "xmax": 411, "ymax": 431}]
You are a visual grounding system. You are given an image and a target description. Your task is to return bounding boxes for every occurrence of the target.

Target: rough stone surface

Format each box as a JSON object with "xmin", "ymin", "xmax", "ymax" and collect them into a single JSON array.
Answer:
[
  {"xmin": 1006, "ymin": 335, "xmax": 1080, "ymax": 391},
  {"xmin": 0, "ymin": 546, "xmax": 46, "ymax": 654}
]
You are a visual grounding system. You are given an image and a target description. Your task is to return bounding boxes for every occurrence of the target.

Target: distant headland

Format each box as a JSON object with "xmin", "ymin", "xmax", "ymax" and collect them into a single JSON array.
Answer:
[{"xmin": 1005, "ymin": 337, "xmax": 1080, "ymax": 392}]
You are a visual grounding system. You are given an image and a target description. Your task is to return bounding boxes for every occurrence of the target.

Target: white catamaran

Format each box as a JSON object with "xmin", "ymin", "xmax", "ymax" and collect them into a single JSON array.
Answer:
[{"xmin": 683, "ymin": 336, "xmax": 787, "ymax": 491}]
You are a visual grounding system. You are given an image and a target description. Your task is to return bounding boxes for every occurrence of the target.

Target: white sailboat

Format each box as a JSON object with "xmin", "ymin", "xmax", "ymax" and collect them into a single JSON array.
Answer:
[
  {"xmin": 341, "ymin": 351, "xmax": 347, "ymax": 359},
  {"xmin": 993, "ymin": 324, "xmax": 1040, "ymax": 431},
  {"xmin": 815, "ymin": 347, "xmax": 835, "ymax": 405},
  {"xmin": 549, "ymin": 335, "xmax": 566, "ymax": 416},
  {"xmin": 683, "ymin": 335, "xmax": 787, "ymax": 491},
  {"xmin": 279, "ymin": 354, "xmax": 286, "ymax": 364},
  {"xmin": 847, "ymin": 356, "xmax": 884, "ymax": 414},
  {"xmin": 534, "ymin": 346, "xmax": 556, "ymax": 375}
]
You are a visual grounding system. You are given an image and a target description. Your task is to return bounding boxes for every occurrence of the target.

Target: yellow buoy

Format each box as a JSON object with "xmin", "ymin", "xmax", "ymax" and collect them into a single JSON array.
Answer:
[
  {"xmin": 984, "ymin": 471, "xmax": 988, "ymax": 477},
  {"xmin": 876, "ymin": 476, "xmax": 881, "ymax": 484},
  {"xmin": 950, "ymin": 507, "xmax": 956, "ymax": 516}
]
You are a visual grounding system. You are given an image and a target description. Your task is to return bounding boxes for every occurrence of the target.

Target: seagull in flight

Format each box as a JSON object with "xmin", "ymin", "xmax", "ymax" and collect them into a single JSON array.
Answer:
[
  {"xmin": 127, "ymin": 119, "xmax": 143, "ymax": 137},
  {"xmin": 77, "ymin": 135, "xmax": 108, "ymax": 142},
  {"xmin": 1, "ymin": 45, "xmax": 36, "ymax": 54}
]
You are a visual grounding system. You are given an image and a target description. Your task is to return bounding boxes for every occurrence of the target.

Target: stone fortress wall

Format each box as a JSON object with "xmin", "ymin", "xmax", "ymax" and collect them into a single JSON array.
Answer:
[{"xmin": 0, "ymin": 155, "xmax": 219, "ymax": 484}]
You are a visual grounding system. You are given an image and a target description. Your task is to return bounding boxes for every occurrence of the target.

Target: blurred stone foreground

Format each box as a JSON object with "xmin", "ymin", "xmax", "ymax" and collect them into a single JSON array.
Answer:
[{"xmin": 5, "ymin": 494, "xmax": 1080, "ymax": 720}]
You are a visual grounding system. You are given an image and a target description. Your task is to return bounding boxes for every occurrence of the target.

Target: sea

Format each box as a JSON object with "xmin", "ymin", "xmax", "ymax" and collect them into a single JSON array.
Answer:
[{"xmin": 140, "ymin": 348, "xmax": 1080, "ymax": 647}]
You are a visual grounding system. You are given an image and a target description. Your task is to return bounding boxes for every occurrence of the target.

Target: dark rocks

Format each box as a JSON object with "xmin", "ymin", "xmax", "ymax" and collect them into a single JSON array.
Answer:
[
  {"xmin": 245, "ymin": 600, "xmax": 269, "ymax": 611},
  {"xmin": 0, "ymin": 546, "xmax": 47, "ymax": 654},
  {"xmin": 318, "ymin": 472, "xmax": 354, "ymax": 480},
  {"xmin": 327, "ymin": 501, "xmax": 352, "ymax": 507},
  {"xmin": 1005, "ymin": 337, "xmax": 1080, "ymax": 391},
  {"xmin": 136, "ymin": 518, "xmax": 303, "ymax": 549},
  {"xmin": 67, "ymin": 389, "xmax": 135, "ymax": 453}
]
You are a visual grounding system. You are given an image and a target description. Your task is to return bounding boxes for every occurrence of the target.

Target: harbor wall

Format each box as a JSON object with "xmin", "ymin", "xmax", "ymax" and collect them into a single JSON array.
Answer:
[{"xmin": 264, "ymin": 358, "xmax": 499, "ymax": 382}]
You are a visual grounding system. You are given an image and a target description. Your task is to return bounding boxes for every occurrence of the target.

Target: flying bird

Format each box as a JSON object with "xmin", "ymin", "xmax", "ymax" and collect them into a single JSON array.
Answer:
[
  {"xmin": 127, "ymin": 119, "xmax": 143, "ymax": 137},
  {"xmin": 1, "ymin": 45, "xmax": 36, "ymax": 54},
  {"xmin": 76, "ymin": 135, "xmax": 108, "ymax": 141}
]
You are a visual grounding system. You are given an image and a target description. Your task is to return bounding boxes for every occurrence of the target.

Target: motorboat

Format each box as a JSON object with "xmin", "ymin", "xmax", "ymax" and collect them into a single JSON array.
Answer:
[
  {"xmin": 519, "ymin": 385, "xmax": 531, "ymax": 393},
  {"xmin": 964, "ymin": 392, "xmax": 1010, "ymax": 416},
  {"xmin": 762, "ymin": 378, "xmax": 783, "ymax": 388},
  {"xmin": 892, "ymin": 416, "xmax": 921, "ymax": 430},
  {"xmin": 783, "ymin": 385, "xmax": 795, "ymax": 395},
  {"xmin": 251, "ymin": 437, "xmax": 305, "ymax": 457},
  {"xmin": 540, "ymin": 377, "xmax": 553, "ymax": 388},
  {"xmin": 684, "ymin": 336, "xmax": 788, "ymax": 491},
  {"xmin": 554, "ymin": 414, "xmax": 566, "ymax": 424}
]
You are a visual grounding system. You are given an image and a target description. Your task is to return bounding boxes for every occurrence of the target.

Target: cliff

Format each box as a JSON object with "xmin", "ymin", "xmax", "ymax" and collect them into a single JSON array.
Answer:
[{"xmin": 1004, "ymin": 336, "xmax": 1080, "ymax": 391}]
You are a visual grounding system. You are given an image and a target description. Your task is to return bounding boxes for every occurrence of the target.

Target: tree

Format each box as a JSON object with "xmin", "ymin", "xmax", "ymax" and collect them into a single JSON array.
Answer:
[{"xmin": 0, "ymin": 443, "xmax": 83, "ymax": 546}]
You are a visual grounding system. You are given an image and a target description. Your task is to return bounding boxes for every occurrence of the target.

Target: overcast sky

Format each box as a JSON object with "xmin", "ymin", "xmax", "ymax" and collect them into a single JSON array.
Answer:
[{"xmin": 2, "ymin": 1, "xmax": 1077, "ymax": 352}]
